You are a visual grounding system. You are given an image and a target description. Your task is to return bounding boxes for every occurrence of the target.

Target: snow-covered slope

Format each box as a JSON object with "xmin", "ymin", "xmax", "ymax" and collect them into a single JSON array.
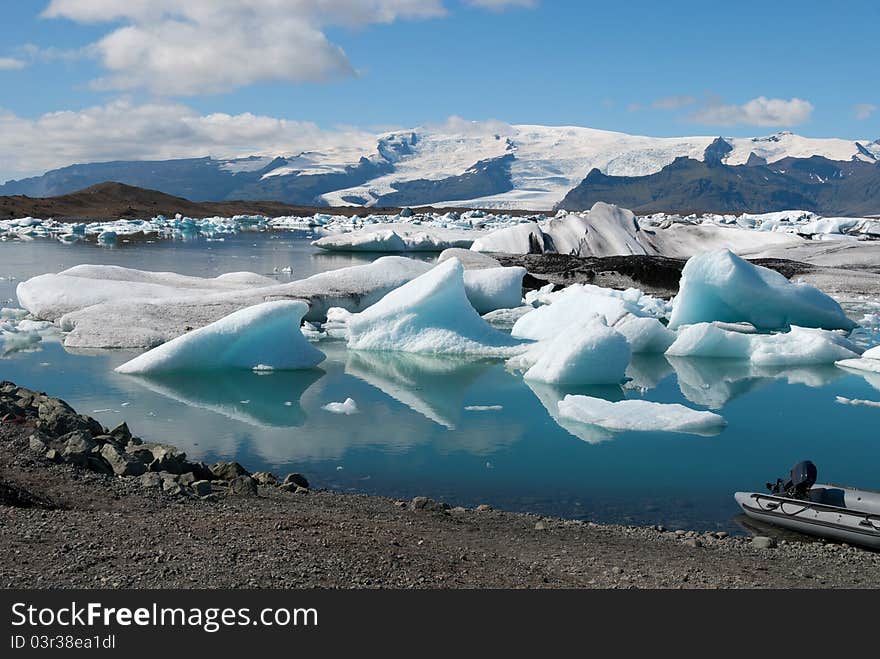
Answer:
[
  {"xmin": 3, "ymin": 123, "xmax": 876, "ymax": 212},
  {"xmin": 312, "ymin": 125, "xmax": 877, "ymax": 210}
]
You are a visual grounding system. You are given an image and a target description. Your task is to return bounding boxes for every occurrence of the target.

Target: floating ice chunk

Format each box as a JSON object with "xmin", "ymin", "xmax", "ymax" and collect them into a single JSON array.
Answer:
[
  {"xmin": 512, "ymin": 286, "xmax": 641, "ymax": 341},
  {"xmin": 668, "ymin": 249, "xmax": 854, "ymax": 331},
  {"xmin": 524, "ymin": 283, "xmax": 556, "ymax": 306},
  {"xmin": 97, "ymin": 231, "xmax": 117, "ymax": 246},
  {"xmin": 613, "ymin": 316, "xmax": 676, "ymax": 353},
  {"xmin": 345, "ymin": 258, "xmax": 524, "ymax": 356},
  {"xmin": 0, "ymin": 307, "xmax": 27, "ymax": 320},
  {"xmin": 667, "ymin": 323, "xmax": 859, "ymax": 365},
  {"xmin": 835, "ymin": 344, "xmax": 880, "ymax": 374},
  {"xmin": 29, "ymin": 257, "xmax": 432, "ymax": 349},
  {"xmin": 437, "ymin": 248, "xmax": 502, "ymax": 270},
  {"xmin": 521, "ymin": 318, "xmax": 631, "ymax": 385},
  {"xmin": 482, "ymin": 305, "xmax": 534, "ymax": 329},
  {"xmin": 0, "ymin": 329, "xmax": 42, "ymax": 355},
  {"xmin": 464, "ymin": 405, "xmax": 503, "ymax": 411},
  {"xmin": 115, "ymin": 300, "xmax": 325, "ymax": 374},
  {"xmin": 835, "ymin": 396, "xmax": 880, "ymax": 409},
  {"xmin": 557, "ymin": 395, "xmax": 727, "ymax": 435},
  {"xmin": 462, "ymin": 266, "xmax": 526, "ymax": 314},
  {"xmin": 17, "ymin": 265, "xmax": 274, "ymax": 321},
  {"xmin": 322, "ymin": 398, "xmax": 359, "ymax": 415}
]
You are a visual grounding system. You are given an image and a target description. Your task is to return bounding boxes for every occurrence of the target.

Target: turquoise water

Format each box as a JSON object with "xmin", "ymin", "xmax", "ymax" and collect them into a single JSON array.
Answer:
[{"xmin": 3, "ymin": 233, "xmax": 880, "ymax": 533}]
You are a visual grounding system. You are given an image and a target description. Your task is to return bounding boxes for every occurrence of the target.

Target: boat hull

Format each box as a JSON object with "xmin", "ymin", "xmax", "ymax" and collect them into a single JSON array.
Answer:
[{"xmin": 735, "ymin": 487, "xmax": 880, "ymax": 550}]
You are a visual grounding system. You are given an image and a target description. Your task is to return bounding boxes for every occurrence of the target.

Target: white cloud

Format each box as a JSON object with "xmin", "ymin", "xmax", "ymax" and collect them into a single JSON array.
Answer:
[
  {"xmin": 0, "ymin": 100, "xmax": 377, "ymax": 182},
  {"xmin": 42, "ymin": 0, "xmax": 448, "ymax": 95},
  {"xmin": 691, "ymin": 96, "xmax": 813, "ymax": 127},
  {"xmin": 651, "ymin": 95, "xmax": 696, "ymax": 110},
  {"xmin": 465, "ymin": 0, "xmax": 538, "ymax": 9},
  {"xmin": 0, "ymin": 57, "xmax": 27, "ymax": 70},
  {"xmin": 855, "ymin": 103, "xmax": 877, "ymax": 121}
]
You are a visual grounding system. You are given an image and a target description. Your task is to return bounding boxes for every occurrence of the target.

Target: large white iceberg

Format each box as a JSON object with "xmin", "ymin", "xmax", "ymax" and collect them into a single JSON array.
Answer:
[
  {"xmin": 668, "ymin": 249, "xmax": 854, "ymax": 331},
  {"xmin": 115, "ymin": 300, "xmax": 325, "ymax": 374},
  {"xmin": 21, "ymin": 257, "xmax": 433, "ymax": 348},
  {"xmin": 345, "ymin": 258, "xmax": 524, "ymax": 355},
  {"xmin": 666, "ymin": 323, "xmax": 860, "ymax": 365},
  {"xmin": 521, "ymin": 319, "xmax": 631, "ymax": 385},
  {"xmin": 557, "ymin": 395, "xmax": 727, "ymax": 435}
]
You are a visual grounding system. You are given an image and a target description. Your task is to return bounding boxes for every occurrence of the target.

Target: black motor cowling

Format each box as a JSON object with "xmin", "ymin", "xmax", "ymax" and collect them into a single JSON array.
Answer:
[{"xmin": 766, "ymin": 460, "xmax": 817, "ymax": 499}]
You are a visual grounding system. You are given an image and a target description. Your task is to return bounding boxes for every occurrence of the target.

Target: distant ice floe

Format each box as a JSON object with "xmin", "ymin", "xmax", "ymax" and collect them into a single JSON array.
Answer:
[
  {"xmin": 557, "ymin": 395, "xmax": 727, "ymax": 436},
  {"xmin": 668, "ymin": 249, "xmax": 855, "ymax": 331},
  {"xmin": 115, "ymin": 300, "xmax": 325, "ymax": 374}
]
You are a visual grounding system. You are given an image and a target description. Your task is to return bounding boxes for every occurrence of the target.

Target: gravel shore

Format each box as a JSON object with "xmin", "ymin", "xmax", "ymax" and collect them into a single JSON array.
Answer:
[{"xmin": 2, "ymin": 384, "xmax": 879, "ymax": 589}]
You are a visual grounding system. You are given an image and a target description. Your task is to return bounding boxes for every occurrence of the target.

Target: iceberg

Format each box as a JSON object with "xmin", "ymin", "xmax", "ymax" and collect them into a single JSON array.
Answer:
[
  {"xmin": 462, "ymin": 266, "xmax": 526, "ymax": 314},
  {"xmin": 666, "ymin": 323, "xmax": 860, "ymax": 365},
  {"xmin": 836, "ymin": 345, "xmax": 880, "ymax": 374},
  {"xmin": 668, "ymin": 249, "xmax": 855, "ymax": 331},
  {"xmin": 511, "ymin": 286, "xmax": 642, "ymax": 342},
  {"xmin": 115, "ymin": 300, "xmax": 325, "ymax": 374},
  {"xmin": 312, "ymin": 224, "xmax": 478, "ymax": 252},
  {"xmin": 322, "ymin": 398, "xmax": 359, "ymax": 415},
  {"xmin": 557, "ymin": 395, "xmax": 727, "ymax": 436},
  {"xmin": 22, "ymin": 257, "xmax": 433, "ymax": 348},
  {"xmin": 521, "ymin": 319, "xmax": 631, "ymax": 385},
  {"xmin": 345, "ymin": 258, "xmax": 525, "ymax": 356},
  {"xmin": 510, "ymin": 283, "xmax": 670, "ymax": 353}
]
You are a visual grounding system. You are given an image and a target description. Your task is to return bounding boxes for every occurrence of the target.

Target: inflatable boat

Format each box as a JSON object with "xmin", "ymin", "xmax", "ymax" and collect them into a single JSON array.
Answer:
[{"xmin": 734, "ymin": 461, "xmax": 880, "ymax": 549}]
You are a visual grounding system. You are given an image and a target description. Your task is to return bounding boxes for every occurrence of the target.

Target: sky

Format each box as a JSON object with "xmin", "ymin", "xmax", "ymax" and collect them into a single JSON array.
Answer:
[{"xmin": 0, "ymin": 0, "xmax": 878, "ymax": 182}]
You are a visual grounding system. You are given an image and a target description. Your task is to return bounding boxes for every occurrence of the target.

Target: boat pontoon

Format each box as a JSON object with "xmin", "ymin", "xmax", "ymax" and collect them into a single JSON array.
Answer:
[{"xmin": 734, "ymin": 460, "xmax": 880, "ymax": 549}]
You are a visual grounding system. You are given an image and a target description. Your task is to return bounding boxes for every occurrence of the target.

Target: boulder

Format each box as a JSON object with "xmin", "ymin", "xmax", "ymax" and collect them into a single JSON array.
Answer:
[
  {"xmin": 282, "ymin": 473, "xmax": 309, "ymax": 489},
  {"xmin": 211, "ymin": 461, "xmax": 250, "ymax": 481},
  {"xmin": 252, "ymin": 471, "xmax": 278, "ymax": 486},
  {"xmin": 191, "ymin": 480, "xmax": 213, "ymax": 497},
  {"xmin": 99, "ymin": 444, "xmax": 147, "ymax": 477},
  {"xmin": 108, "ymin": 421, "xmax": 132, "ymax": 443},
  {"xmin": 228, "ymin": 475, "xmax": 258, "ymax": 496}
]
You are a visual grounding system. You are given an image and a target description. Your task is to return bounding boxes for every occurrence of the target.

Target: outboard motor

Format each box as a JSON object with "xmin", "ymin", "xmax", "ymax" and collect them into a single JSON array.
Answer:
[{"xmin": 767, "ymin": 460, "xmax": 817, "ymax": 499}]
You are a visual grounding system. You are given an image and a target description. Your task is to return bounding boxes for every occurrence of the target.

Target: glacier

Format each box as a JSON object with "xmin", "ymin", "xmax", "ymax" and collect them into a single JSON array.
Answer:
[{"xmin": 115, "ymin": 300, "xmax": 325, "ymax": 374}]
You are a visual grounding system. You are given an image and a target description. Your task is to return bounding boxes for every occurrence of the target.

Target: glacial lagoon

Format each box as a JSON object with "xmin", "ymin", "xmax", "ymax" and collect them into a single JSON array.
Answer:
[{"xmin": 3, "ymin": 232, "xmax": 880, "ymax": 533}]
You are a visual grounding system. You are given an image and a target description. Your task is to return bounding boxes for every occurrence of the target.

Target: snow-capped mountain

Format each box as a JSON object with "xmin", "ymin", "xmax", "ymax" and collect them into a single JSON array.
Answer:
[{"xmin": 1, "ymin": 124, "xmax": 878, "ymax": 214}]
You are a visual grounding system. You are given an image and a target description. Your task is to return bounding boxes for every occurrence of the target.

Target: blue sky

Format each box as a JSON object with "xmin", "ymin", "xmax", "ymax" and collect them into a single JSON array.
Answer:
[{"xmin": 0, "ymin": 0, "xmax": 878, "ymax": 180}]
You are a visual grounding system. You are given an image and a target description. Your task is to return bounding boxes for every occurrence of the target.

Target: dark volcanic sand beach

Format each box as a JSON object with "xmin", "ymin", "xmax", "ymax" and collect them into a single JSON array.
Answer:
[{"xmin": 1, "ymin": 387, "xmax": 878, "ymax": 590}]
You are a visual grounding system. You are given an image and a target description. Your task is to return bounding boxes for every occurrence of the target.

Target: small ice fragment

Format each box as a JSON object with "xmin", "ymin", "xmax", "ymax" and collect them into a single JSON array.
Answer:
[
  {"xmin": 835, "ymin": 396, "xmax": 880, "ymax": 408},
  {"xmin": 322, "ymin": 398, "xmax": 359, "ymax": 415},
  {"xmin": 465, "ymin": 405, "xmax": 503, "ymax": 411}
]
